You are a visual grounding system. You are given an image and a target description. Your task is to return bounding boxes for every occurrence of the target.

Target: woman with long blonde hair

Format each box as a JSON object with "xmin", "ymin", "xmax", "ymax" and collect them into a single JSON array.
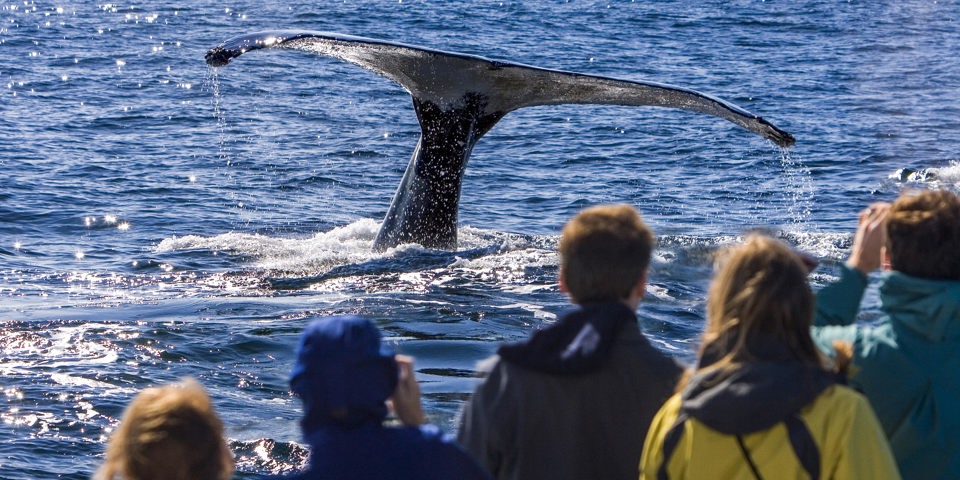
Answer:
[{"xmin": 640, "ymin": 234, "xmax": 899, "ymax": 480}]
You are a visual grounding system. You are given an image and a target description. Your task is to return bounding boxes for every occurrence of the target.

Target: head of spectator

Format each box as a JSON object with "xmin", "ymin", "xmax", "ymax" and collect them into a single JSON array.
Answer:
[
  {"xmin": 559, "ymin": 203, "xmax": 654, "ymax": 306},
  {"xmin": 290, "ymin": 315, "xmax": 399, "ymax": 433},
  {"xmin": 885, "ymin": 188, "xmax": 960, "ymax": 281},
  {"xmin": 97, "ymin": 378, "xmax": 233, "ymax": 480},
  {"xmin": 699, "ymin": 234, "xmax": 823, "ymax": 373}
]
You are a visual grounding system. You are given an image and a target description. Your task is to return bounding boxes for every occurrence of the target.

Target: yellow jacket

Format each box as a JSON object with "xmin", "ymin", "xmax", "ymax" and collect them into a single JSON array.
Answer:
[{"xmin": 640, "ymin": 385, "xmax": 900, "ymax": 480}]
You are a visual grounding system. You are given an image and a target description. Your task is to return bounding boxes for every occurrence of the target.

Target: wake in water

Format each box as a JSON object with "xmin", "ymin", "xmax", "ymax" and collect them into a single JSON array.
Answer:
[
  {"xmin": 152, "ymin": 216, "xmax": 855, "ymax": 293},
  {"xmin": 155, "ymin": 219, "xmax": 557, "ymax": 292}
]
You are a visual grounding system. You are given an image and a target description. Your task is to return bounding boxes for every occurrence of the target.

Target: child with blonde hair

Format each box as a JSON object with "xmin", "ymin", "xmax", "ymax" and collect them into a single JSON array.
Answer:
[{"xmin": 96, "ymin": 378, "xmax": 233, "ymax": 480}]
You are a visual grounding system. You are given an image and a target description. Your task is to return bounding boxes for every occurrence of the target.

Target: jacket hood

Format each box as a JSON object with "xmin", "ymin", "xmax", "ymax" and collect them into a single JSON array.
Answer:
[
  {"xmin": 290, "ymin": 315, "xmax": 398, "ymax": 433},
  {"xmin": 681, "ymin": 339, "xmax": 837, "ymax": 435},
  {"xmin": 497, "ymin": 301, "xmax": 636, "ymax": 375},
  {"xmin": 881, "ymin": 272, "xmax": 960, "ymax": 342}
]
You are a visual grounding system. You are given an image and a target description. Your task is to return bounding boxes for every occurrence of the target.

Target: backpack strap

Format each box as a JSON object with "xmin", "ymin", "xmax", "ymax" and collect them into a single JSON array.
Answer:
[
  {"xmin": 656, "ymin": 413, "xmax": 688, "ymax": 480},
  {"xmin": 784, "ymin": 413, "xmax": 820, "ymax": 480},
  {"xmin": 735, "ymin": 435, "xmax": 764, "ymax": 480}
]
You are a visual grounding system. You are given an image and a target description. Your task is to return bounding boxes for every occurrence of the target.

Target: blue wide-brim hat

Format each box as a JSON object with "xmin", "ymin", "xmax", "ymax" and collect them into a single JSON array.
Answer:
[{"xmin": 290, "ymin": 315, "xmax": 398, "ymax": 431}]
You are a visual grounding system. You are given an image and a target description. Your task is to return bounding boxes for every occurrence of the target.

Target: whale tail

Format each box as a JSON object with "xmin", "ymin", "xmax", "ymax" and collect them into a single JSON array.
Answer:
[{"xmin": 206, "ymin": 31, "xmax": 795, "ymax": 251}]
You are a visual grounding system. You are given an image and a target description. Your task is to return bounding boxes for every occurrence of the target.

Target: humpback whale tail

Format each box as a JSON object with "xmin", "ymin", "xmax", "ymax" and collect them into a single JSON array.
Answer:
[{"xmin": 206, "ymin": 31, "xmax": 794, "ymax": 251}]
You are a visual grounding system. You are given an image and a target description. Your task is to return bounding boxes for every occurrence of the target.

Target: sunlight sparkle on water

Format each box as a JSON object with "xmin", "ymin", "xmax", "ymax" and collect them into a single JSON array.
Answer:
[
  {"xmin": 4, "ymin": 387, "xmax": 24, "ymax": 400},
  {"xmin": 74, "ymin": 249, "xmax": 84, "ymax": 260}
]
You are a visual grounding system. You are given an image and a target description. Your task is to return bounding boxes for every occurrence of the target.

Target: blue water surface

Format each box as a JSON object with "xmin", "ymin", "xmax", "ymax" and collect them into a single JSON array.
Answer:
[{"xmin": 2, "ymin": 1, "xmax": 959, "ymax": 478}]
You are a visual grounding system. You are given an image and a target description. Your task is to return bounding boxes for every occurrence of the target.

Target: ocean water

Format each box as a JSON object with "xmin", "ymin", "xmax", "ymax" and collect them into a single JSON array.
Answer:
[{"xmin": 2, "ymin": 1, "xmax": 959, "ymax": 478}]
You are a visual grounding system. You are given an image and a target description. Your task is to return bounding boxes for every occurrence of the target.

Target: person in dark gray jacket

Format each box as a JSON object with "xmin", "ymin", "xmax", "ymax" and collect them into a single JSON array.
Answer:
[{"xmin": 457, "ymin": 204, "xmax": 684, "ymax": 480}]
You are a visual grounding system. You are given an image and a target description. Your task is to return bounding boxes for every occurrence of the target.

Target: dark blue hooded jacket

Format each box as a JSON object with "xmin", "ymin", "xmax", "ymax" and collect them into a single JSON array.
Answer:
[{"xmin": 268, "ymin": 315, "xmax": 490, "ymax": 480}]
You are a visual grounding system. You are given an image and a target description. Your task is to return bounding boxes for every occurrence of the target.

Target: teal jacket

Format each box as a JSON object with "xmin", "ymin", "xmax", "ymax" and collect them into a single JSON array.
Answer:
[{"xmin": 813, "ymin": 263, "xmax": 960, "ymax": 479}]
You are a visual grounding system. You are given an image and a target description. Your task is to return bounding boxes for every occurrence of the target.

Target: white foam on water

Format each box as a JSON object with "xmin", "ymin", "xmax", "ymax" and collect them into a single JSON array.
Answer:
[
  {"xmin": 782, "ymin": 231, "xmax": 852, "ymax": 262},
  {"xmin": 929, "ymin": 160, "xmax": 960, "ymax": 188},
  {"xmin": 890, "ymin": 160, "xmax": 960, "ymax": 191},
  {"xmin": 493, "ymin": 303, "xmax": 557, "ymax": 321},
  {"xmin": 154, "ymin": 220, "xmax": 561, "ymax": 283},
  {"xmin": 156, "ymin": 218, "xmax": 381, "ymax": 274},
  {"xmin": 49, "ymin": 373, "xmax": 114, "ymax": 390},
  {"xmin": 646, "ymin": 284, "xmax": 673, "ymax": 301}
]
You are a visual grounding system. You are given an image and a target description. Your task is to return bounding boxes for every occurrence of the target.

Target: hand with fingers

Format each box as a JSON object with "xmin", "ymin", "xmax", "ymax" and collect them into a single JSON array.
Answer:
[
  {"xmin": 389, "ymin": 355, "xmax": 427, "ymax": 426},
  {"xmin": 848, "ymin": 202, "xmax": 891, "ymax": 275}
]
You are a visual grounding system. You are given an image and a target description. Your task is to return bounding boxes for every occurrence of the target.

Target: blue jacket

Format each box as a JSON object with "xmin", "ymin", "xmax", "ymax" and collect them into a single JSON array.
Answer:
[
  {"xmin": 268, "ymin": 315, "xmax": 490, "ymax": 480},
  {"xmin": 812, "ymin": 264, "xmax": 960, "ymax": 479},
  {"xmin": 279, "ymin": 423, "xmax": 489, "ymax": 480}
]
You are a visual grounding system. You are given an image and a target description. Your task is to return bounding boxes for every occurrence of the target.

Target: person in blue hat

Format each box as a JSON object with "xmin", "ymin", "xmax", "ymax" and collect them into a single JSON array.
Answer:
[{"xmin": 272, "ymin": 314, "xmax": 490, "ymax": 480}]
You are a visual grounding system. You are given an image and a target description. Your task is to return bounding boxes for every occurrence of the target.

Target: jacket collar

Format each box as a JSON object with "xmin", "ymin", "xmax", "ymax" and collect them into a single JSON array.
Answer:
[
  {"xmin": 497, "ymin": 301, "xmax": 638, "ymax": 375},
  {"xmin": 881, "ymin": 271, "xmax": 960, "ymax": 342}
]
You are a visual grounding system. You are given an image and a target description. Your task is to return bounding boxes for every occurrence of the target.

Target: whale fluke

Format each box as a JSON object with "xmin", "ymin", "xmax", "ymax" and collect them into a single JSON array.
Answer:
[{"xmin": 206, "ymin": 31, "xmax": 795, "ymax": 251}]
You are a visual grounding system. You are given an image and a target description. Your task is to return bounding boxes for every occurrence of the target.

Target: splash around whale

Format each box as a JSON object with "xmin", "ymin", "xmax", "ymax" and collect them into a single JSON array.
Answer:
[{"xmin": 205, "ymin": 31, "xmax": 794, "ymax": 252}]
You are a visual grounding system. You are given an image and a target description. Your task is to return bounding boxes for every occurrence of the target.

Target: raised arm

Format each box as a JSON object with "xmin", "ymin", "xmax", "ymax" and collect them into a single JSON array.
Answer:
[{"xmin": 814, "ymin": 203, "xmax": 890, "ymax": 327}]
